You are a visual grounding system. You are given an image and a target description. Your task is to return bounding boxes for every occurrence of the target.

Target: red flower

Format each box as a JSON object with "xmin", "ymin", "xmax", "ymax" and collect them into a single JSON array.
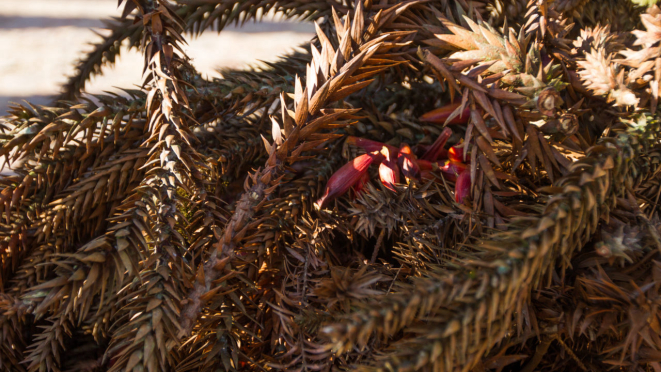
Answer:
[
  {"xmin": 379, "ymin": 160, "xmax": 400, "ymax": 191},
  {"xmin": 418, "ymin": 160, "xmax": 467, "ymax": 182},
  {"xmin": 352, "ymin": 172, "xmax": 370, "ymax": 197},
  {"xmin": 398, "ymin": 144, "xmax": 421, "ymax": 181},
  {"xmin": 440, "ymin": 160, "xmax": 468, "ymax": 182},
  {"xmin": 420, "ymin": 102, "xmax": 470, "ymax": 125},
  {"xmin": 344, "ymin": 136, "xmax": 399, "ymax": 154},
  {"xmin": 421, "ymin": 127, "xmax": 452, "ymax": 161},
  {"xmin": 378, "ymin": 147, "xmax": 400, "ymax": 192},
  {"xmin": 455, "ymin": 170, "xmax": 471, "ymax": 203},
  {"xmin": 321, "ymin": 130, "xmax": 472, "ymax": 206},
  {"xmin": 448, "ymin": 144, "xmax": 469, "ymax": 163},
  {"xmin": 316, "ymin": 152, "xmax": 381, "ymax": 209}
]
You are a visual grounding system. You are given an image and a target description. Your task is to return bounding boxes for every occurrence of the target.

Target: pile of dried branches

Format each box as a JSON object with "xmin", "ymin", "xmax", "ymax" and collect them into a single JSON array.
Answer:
[{"xmin": 1, "ymin": 0, "xmax": 661, "ymax": 371}]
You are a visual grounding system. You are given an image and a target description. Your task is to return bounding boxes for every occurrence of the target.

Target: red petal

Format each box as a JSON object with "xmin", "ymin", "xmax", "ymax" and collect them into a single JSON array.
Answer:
[
  {"xmin": 379, "ymin": 160, "xmax": 400, "ymax": 192},
  {"xmin": 422, "ymin": 127, "xmax": 453, "ymax": 161},
  {"xmin": 455, "ymin": 170, "xmax": 471, "ymax": 203},
  {"xmin": 415, "ymin": 159, "xmax": 434, "ymax": 172},
  {"xmin": 351, "ymin": 172, "xmax": 370, "ymax": 197},
  {"xmin": 398, "ymin": 153, "xmax": 421, "ymax": 181},
  {"xmin": 316, "ymin": 153, "xmax": 378, "ymax": 208},
  {"xmin": 345, "ymin": 136, "xmax": 399, "ymax": 154},
  {"xmin": 414, "ymin": 145, "xmax": 446, "ymax": 159},
  {"xmin": 448, "ymin": 145, "xmax": 468, "ymax": 163},
  {"xmin": 420, "ymin": 103, "xmax": 470, "ymax": 125},
  {"xmin": 399, "ymin": 143, "xmax": 414, "ymax": 155},
  {"xmin": 439, "ymin": 160, "xmax": 468, "ymax": 182}
]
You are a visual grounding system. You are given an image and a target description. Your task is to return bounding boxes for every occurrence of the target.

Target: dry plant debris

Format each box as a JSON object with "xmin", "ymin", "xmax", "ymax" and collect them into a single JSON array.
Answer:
[{"xmin": 1, "ymin": 0, "xmax": 661, "ymax": 371}]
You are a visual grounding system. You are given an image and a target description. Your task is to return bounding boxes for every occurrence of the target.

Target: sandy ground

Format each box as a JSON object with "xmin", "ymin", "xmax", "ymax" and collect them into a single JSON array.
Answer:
[{"xmin": 0, "ymin": 0, "xmax": 315, "ymax": 115}]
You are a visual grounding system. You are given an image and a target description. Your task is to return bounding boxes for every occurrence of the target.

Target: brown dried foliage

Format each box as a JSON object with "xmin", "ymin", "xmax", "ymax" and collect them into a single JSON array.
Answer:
[{"xmin": 1, "ymin": 0, "xmax": 661, "ymax": 371}]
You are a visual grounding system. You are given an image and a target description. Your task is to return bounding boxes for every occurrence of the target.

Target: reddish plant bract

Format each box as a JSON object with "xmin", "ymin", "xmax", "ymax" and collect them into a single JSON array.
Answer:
[
  {"xmin": 422, "ymin": 127, "xmax": 453, "ymax": 161},
  {"xmin": 455, "ymin": 170, "xmax": 471, "ymax": 203},
  {"xmin": 316, "ymin": 152, "xmax": 381, "ymax": 208},
  {"xmin": 379, "ymin": 160, "xmax": 400, "ymax": 191},
  {"xmin": 419, "ymin": 102, "xmax": 470, "ymax": 125},
  {"xmin": 448, "ymin": 145, "xmax": 467, "ymax": 163},
  {"xmin": 345, "ymin": 136, "xmax": 399, "ymax": 154}
]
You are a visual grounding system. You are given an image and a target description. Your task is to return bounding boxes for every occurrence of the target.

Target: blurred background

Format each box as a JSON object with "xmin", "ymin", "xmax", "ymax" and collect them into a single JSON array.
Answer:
[{"xmin": 0, "ymin": 0, "xmax": 315, "ymax": 115}]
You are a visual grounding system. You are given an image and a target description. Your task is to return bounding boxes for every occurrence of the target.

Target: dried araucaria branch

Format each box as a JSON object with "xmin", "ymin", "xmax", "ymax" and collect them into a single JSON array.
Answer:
[{"xmin": 2, "ymin": 0, "xmax": 661, "ymax": 371}]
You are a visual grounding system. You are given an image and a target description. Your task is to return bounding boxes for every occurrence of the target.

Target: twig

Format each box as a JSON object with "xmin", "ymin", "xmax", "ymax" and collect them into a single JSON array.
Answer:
[
  {"xmin": 370, "ymin": 229, "xmax": 385, "ymax": 264},
  {"xmin": 553, "ymin": 335, "xmax": 588, "ymax": 371},
  {"xmin": 387, "ymin": 266, "xmax": 402, "ymax": 294},
  {"xmin": 520, "ymin": 338, "xmax": 553, "ymax": 372}
]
